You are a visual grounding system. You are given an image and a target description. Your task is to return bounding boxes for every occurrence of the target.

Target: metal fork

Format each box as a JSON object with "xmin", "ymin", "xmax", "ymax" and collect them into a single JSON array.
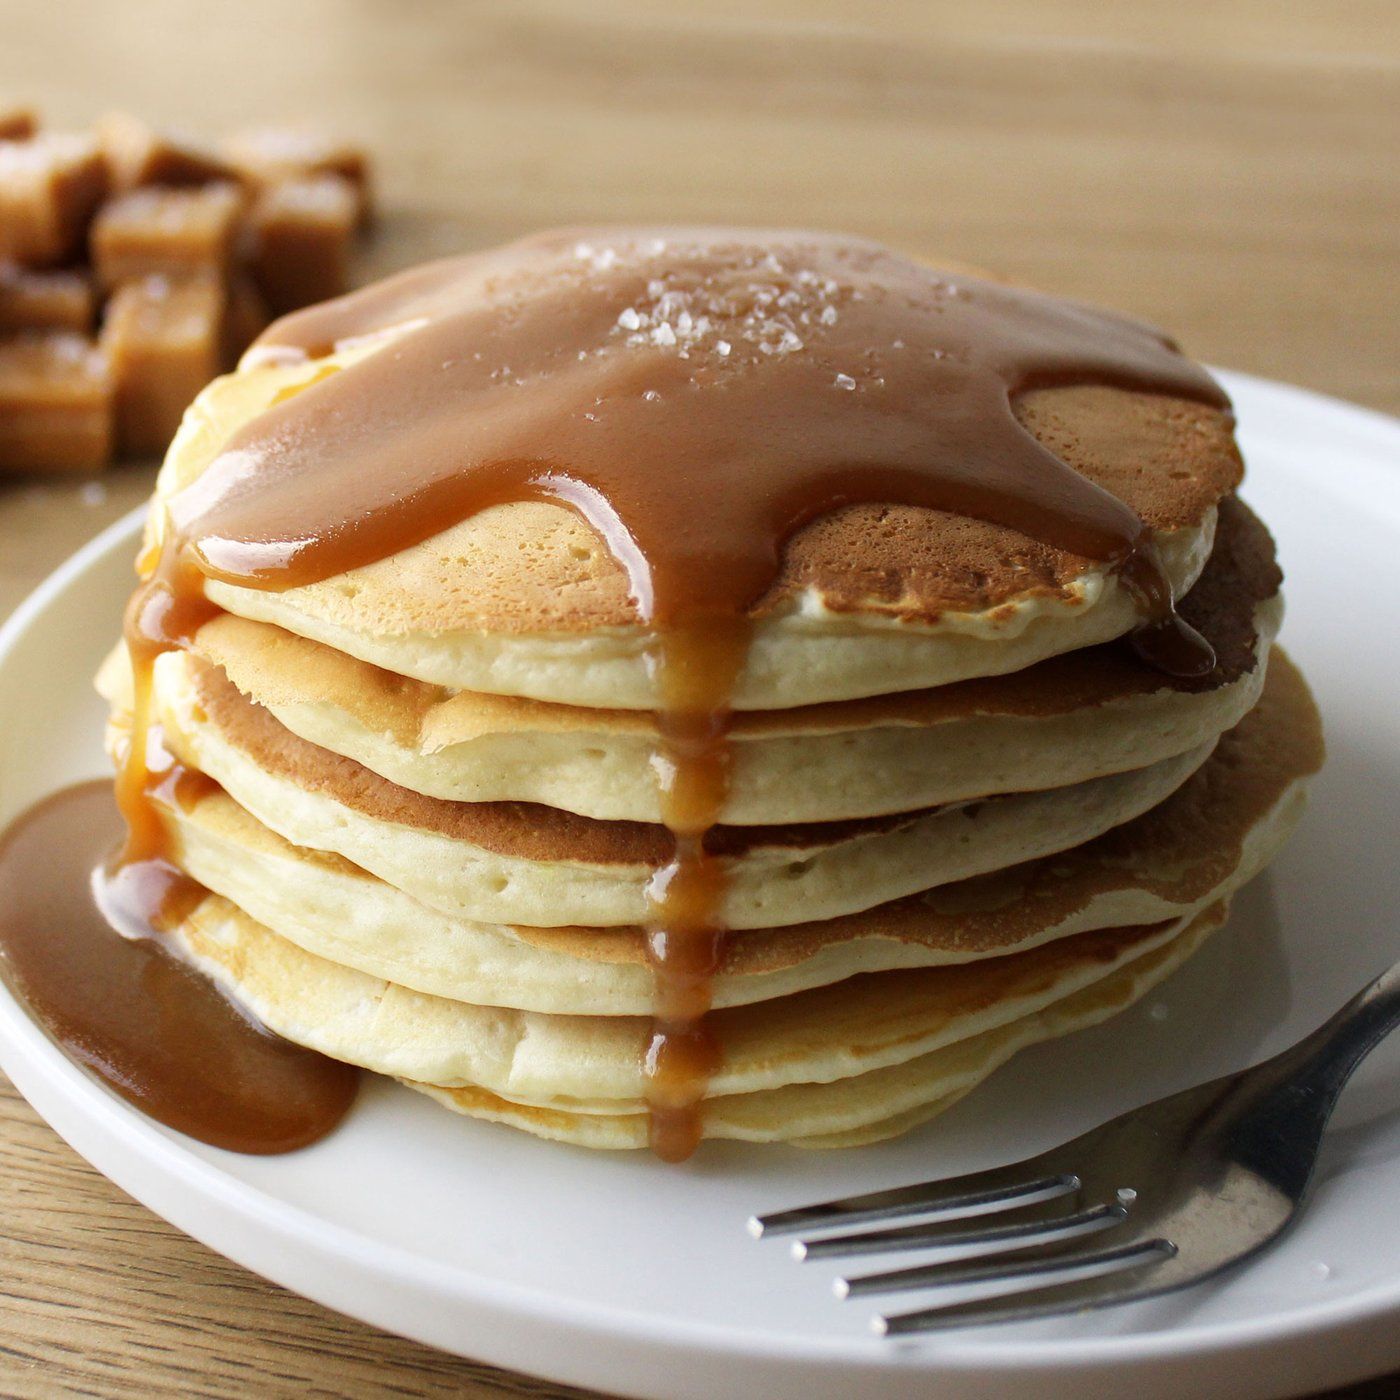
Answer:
[{"xmin": 750, "ymin": 958, "xmax": 1400, "ymax": 1334}]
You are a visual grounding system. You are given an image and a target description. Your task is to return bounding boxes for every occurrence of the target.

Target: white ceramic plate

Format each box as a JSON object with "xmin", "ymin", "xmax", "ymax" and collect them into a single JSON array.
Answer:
[{"xmin": 1, "ymin": 371, "xmax": 1397, "ymax": 1400}]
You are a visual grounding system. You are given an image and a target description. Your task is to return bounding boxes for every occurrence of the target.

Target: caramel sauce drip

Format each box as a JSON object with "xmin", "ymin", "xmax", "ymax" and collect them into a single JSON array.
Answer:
[
  {"xmin": 642, "ymin": 613, "xmax": 748, "ymax": 1160},
  {"xmin": 115, "ymin": 543, "xmax": 220, "ymax": 865},
  {"xmin": 0, "ymin": 781, "xmax": 358, "ymax": 1153},
  {"xmin": 40, "ymin": 229, "xmax": 1231, "ymax": 1159}
]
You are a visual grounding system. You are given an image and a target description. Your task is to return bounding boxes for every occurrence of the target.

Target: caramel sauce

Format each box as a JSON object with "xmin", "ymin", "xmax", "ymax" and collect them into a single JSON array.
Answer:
[
  {"xmin": 115, "ymin": 544, "xmax": 220, "ymax": 864},
  {"xmin": 0, "ymin": 514, "xmax": 357, "ymax": 1151},
  {"xmin": 643, "ymin": 612, "xmax": 748, "ymax": 1159},
  {"xmin": 25, "ymin": 229, "xmax": 1234, "ymax": 1160},
  {"xmin": 0, "ymin": 781, "xmax": 357, "ymax": 1153}
]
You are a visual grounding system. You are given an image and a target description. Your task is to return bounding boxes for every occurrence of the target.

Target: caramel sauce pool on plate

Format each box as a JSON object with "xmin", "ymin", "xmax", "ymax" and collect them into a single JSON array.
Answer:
[{"xmin": 0, "ymin": 780, "xmax": 358, "ymax": 1153}]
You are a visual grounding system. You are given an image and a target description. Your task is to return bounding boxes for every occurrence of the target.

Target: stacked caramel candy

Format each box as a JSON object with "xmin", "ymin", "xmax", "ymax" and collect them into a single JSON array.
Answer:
[{"xmin": 0, "ymin": 105, "xmax": 371, "ymax": 473}]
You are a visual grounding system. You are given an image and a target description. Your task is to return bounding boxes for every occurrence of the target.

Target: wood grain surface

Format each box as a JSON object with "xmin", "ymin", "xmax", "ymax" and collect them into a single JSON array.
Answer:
[{"xmin": 0, "ymin": 2, "xmax": 1396, "ymax": 1395}]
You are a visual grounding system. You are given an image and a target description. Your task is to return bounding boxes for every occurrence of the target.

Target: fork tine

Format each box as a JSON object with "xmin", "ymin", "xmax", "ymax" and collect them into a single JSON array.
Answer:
[
  {"xmin": 873, "ymin": 1238, "xmax": 1177, "ymax": 1334},
  {"xmin": 748, "ymin": 1170, "xmax": 1080, "ymax": 1239},
  {"xmin": 820, "ymin": 1201, "xmax": 1128, "ymax": 1278}
]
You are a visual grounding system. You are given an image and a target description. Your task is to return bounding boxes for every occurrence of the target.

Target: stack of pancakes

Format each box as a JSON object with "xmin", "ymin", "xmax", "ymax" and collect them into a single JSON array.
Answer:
[{"xmin": 99, "ymin": 243, "xmax": 1323, "ymax": 1152}]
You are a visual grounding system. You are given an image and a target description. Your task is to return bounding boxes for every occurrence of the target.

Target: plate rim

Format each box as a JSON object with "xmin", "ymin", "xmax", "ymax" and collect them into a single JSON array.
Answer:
[{"xmin": 1, "ymin": 370, "xmax": 1398, "ymax": 1394}]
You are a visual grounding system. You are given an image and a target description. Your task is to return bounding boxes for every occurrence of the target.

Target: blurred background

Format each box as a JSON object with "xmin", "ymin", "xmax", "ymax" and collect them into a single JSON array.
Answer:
[
  {"xmin": 0, "ymin": 2, "xmax": 1395, "ymax": 1396},
  {"xmin": 4, "ymin": 0, "xmax": 1395, "ymax": 403}
]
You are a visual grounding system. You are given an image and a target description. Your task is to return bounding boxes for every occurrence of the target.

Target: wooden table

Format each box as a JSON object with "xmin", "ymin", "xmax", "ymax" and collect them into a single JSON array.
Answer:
[{"xmin": 1, "ymin": 2, "xmax": 1396, "ymax": 1395}]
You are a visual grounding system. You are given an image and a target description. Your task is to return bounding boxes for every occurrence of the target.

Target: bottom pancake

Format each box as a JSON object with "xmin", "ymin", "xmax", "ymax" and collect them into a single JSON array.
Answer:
[
  {"xmin": 418, "ymin": 903, "xmax": 1221, "ymax": 1149},
  {"xmin": 167, "ymin": 885, "xmax": 1225, "ymax": 1147}
]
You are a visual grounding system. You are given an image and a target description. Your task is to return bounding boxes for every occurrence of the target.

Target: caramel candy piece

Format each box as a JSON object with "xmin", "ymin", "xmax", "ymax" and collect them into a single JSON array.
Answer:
[
  {"xmin": 0, "ymin": 264, "xmax": 92, "ymax": 332},
  {"xmin": 245, "ymin": 175, "xmax": 356, "ymax": 314},
  {"xmin": 223, "ymin": 126, "xmax": 371, "ymax": 225},
  {"xmin": 223, "ymin": 274, "xmax": 269, "ymax": 367},
  {"xmin": 96, "ymin": 110, "xmax": 238, "ymax": 191},
  {"xmin": 0, "ymin": 331, "xmax": 111, "ymax": 473},
  {"xmin": 102, "ymin": 275, "xmax": 224, "ymax": 456},
  {"xmin": 91, "ymin": 182, "xmax": 243, "ymax": 290},
  {"xmin": 0, "ymin": 133, "xmax": 108, "ymax": 266},
  {"xmin": 0, "ymin": 107, "xmax": 37, "ymax": 141}
]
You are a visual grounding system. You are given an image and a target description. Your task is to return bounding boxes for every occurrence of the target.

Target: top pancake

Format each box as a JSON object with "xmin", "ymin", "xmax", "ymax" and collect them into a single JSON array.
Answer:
[{"xmin": 145, "ymin": 230, "xmax": 1242, "ymax": 708}]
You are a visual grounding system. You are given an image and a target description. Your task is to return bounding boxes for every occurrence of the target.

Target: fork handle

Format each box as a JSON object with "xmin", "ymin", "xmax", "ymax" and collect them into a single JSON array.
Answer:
[
  {"xmin": 1219, "ymin": 959, "xmax": 1400, "ymax": 1196},
  {"xmin": 1264, "ymin": 956, "xmax": 1400, "ymax": 1111}
]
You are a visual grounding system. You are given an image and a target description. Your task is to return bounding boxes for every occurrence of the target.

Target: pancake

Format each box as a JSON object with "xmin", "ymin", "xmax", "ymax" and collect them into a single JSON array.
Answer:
[
  {"xmin": 195, "ymin": 511, "xmax": 1213, "ymax": 710},
  {"xmin": 144, "ymin": 233, "xmax": 1244, "ymax": 709},
  {"xmin": 169, "ymin": 896, "xmax": 1190, "ymax": 1104},
  {"xmin": 418, "ymin": 904, "xmax": 1223, "ymax": 1149},
  {"xmin": 132, "ymin": 650, "xmax": 1319, "ymax": 1014},
  {"xmin": 186, "ymin": 495, "xmax": 1282, "ymax": 822},
  {"xmin": 137, "ymin": 648, "xmax": 1214, "ymax": 930},
  {"xmin": 170, "ymin": 892, "xmax": 1226, "ymax": 1147}
]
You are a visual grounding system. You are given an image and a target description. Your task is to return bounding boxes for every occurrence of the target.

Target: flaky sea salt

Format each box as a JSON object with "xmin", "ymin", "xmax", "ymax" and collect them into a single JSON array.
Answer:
[
  {"xmin": 833, "ymin": 372, "xmax": 857, "ymax": 390},
  {"xmin": 590, "ymin": 239, "xmax": 851, "ymax": 364},
  {"xmin": 574, "ymin": 242, "xmax": 619, "ymax": 273}
]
